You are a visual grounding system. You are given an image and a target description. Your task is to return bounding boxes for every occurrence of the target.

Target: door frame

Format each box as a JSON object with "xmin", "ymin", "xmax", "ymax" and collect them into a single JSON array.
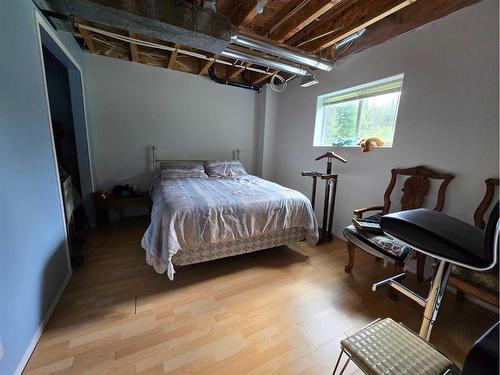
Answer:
[
  {"xmin": 34, "ymin": 10, "xmax": 95, "ymax": 268},
  {"xmin": 35, "ymin": 10, "xmax": 95, "ymax": 222}
]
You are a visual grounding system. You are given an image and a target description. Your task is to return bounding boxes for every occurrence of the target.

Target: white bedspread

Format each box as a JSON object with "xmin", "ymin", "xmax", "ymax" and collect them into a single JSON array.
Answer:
[{"xmin": 141, "ymin": 175, "xmax": 318, "ymax": 279}]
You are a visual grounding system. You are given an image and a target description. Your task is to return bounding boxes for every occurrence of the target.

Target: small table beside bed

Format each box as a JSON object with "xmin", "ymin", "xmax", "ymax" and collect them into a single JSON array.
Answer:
[{"xmin": 141, "ymin": 157, "xmax": 319, "ymax": 280}]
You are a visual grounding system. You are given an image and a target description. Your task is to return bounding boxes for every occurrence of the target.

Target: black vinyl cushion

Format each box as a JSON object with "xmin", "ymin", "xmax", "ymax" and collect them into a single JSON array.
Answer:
[
  {"xmin": 380, "ymin": 208, "xmax": 494, "ymax": 269},
  {"xmin": 462, "ymin": 322, "xmax": 499, "ymax": 375}
]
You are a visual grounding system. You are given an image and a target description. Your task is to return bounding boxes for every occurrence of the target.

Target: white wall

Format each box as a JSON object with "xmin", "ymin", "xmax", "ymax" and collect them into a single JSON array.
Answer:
[
  {"xmin": 268, "ymin": 0, "xmax": 499, "ymax": 237},
  {"xmin": 254, "ymin": 86, "xmax": 278, "ymax": 179},
  {"xmin": 84, "ymin": 54, "xmax": 258, "ymax": 190}
]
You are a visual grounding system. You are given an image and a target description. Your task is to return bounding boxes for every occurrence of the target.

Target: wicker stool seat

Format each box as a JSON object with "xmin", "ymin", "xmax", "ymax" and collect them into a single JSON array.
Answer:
[{"xmin": 339, "ymin": 318, "xmax": 457, "ymax": 375}]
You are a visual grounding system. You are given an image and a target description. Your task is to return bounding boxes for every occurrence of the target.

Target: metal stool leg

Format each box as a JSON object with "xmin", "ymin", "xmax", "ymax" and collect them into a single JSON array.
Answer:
[
  {"xmin": 332, "ymin": 349, "xmax": 344, "ymax": 375},
  {"xmin": 332, "ymin": 349, "xmax": 351, "ymax": 375},
  {"xmin": 372, "ymin": 259, "xmax": 452, "ymax": 341},
  {"xmin": 419, "ymin": 260, "xmax": 452, "ymax": 341}
]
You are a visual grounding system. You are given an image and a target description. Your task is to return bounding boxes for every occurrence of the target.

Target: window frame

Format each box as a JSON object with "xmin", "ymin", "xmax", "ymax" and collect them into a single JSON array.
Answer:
[{"xmin": 313, "ymin": 74, "xmax": 404, "ymax": 148}]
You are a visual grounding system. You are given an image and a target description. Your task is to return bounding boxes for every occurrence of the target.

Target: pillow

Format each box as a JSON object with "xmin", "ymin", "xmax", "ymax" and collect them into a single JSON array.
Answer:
[
  {"xmin": 159, "ymin": 161, "xmax": 208, "ymax": 179},
  {"xmin": 205, "ymin": 160, "xmax": 247, "ymax": 177}
]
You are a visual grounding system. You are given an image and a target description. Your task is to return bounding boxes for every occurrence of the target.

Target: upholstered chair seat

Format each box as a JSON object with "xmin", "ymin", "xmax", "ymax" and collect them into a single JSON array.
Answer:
[
  {"xmin": 343, "ymin": 215, "xmax": 412, "ymax": 263},
  {"xmin": 451, "ymin": 265, "xmax": 498, "ymax": 295}
]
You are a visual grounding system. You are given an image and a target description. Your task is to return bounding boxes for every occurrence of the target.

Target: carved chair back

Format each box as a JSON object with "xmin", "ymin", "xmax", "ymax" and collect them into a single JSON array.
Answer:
[
  {"xmin": 382, "ymin": 166, "xmax": 454, "ymax": 214},
  {"xmin": 474, "ymin": 178, "xmax": 499, "ymax": 229}
]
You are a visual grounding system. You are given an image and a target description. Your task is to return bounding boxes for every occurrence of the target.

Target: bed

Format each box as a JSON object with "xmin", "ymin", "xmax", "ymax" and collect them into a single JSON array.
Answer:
[{"xmin": 141, "ymin": 152, "xmax": 318, "ymax": 280}]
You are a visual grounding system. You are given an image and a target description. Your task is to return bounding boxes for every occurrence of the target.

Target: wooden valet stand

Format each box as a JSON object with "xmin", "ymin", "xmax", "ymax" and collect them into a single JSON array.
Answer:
[{"xmin": 302, "ymin": 151, "xmax": 347, "ymax": 243}]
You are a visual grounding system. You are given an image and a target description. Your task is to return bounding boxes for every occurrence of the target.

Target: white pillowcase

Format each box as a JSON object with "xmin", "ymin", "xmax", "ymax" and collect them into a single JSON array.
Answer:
[
  {"xmin": 204, "ymin": 160, "xmax": 247, "ymax": 177},
  {"xmin": 159, "ymin": 161, "xmax": 208, "ymax": 179}
]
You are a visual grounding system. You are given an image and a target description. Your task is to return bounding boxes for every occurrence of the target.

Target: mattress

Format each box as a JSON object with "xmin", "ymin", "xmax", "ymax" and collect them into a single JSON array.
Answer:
[{"xmin": 141, "ymin": 174, "xmax": 319, "ymax": 280}]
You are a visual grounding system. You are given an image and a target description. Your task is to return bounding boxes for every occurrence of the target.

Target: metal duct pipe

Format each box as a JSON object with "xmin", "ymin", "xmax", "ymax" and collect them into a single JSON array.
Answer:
[
  {"xmin": 208, "ymin": 66, "xmax": 262, "ymax": 92},
  {"xmin": 220, "ymin": 49, "xmax": 310, "ymax": 76},
  {"xmin": 230, "ymin": 34, "xmax": 335, "ymax": 72}
]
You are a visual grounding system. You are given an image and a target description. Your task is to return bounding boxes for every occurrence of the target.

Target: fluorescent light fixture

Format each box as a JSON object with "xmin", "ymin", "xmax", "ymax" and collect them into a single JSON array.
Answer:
[
  {"xmin": 334, "ymin": 28, "xmax": 366, "ymax": 50},
  {"xmin": 300, "ymin": 74, "xmax": 319, "ymax": 87}
]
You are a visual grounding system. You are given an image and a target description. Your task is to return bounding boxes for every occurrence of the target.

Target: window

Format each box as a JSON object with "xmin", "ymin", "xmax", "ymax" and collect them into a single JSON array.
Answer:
[{"xmin": 314, "ymin": 74, "xmax": 404, "ymax": 147}]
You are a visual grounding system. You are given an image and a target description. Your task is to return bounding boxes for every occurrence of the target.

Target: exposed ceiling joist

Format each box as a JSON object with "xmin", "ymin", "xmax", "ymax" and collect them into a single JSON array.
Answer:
[
  {"xmin": 317, "ymin": 0, "xmax": 417, "ymax": 51},
  {"xmin": 336, "ymin": 0, "xmax": 482, "ymax": 59},
  {"xmin": 129, "ymin": 32, "xmax": 139, "ymax": 62},
  {"xmin": 33, "ymin": 0, "xmax": 233, "ymax": 54},
  {"xmin": 61, "ymin": 0, "xmax": 483, "ymax": 89},
  {"xmin": 267, "ymin": 0, "xmax": 342, "ymax": 42},
  {"xmin": 226, "ymin": 62, "xmax": 253, "ymax": 79},
  {"xmin": 253, "ymin": 70, "xmax": 277, "ymax": 85},
  {"xmin": 198, "ymin": 55, "xmax": 216, "ymax": 75},
  {"xmin": 75, "ymin": 19, "xmax": 96, "ymax": 52},
  {"xmin": 286, "ymin": 0, "xmax": 405, "ymax": 51},
  {"xmin": 167, "ymin": 44, "xmax": 180, "ymax": 69}
]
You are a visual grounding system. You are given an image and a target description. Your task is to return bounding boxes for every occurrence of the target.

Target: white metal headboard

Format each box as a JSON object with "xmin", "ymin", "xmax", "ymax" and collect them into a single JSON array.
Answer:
[{"xmin": 151, "ymin": 146, "xmax": 240, "ymax": 172}]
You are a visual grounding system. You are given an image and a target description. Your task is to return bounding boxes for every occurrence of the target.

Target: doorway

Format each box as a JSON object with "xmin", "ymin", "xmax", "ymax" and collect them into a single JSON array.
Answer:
[{"xmin": 38, "ymin": 17, "xmax": 94, "ymax": 267}]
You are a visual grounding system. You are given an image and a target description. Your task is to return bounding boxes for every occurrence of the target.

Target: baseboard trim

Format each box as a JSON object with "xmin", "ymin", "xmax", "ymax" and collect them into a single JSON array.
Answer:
[{"xmin": 14, "ymin": 270, "xmax": 72, "ymax": 375}]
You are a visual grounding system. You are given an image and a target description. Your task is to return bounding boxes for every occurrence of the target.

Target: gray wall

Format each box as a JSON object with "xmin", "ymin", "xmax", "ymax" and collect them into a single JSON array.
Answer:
[
  {"xmin": 255, "ymin": 86, "xmax": 278, "ymax": 180},
  {"xmin": 268, "ymin": 0, "xmax": 499, "ymax": 237},
  {"xmin": 84, "ymin": 54, "xmax": 258, "ymax": 191},
  {"xmin": 0, "ymin": 2, "xmax": 76, "ymax": 374}
]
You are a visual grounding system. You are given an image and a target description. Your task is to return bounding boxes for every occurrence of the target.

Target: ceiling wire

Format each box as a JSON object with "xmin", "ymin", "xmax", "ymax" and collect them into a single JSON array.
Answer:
[
  {"xmin": 336, "ymin": 39, "xmax": 354, "ymax": 56},
  {"xmin": 295, "ymin": 25, "xmax": 343, "ymax": 48},
  {"xmin": 230, "ymin": 0, "xmax": 247, "ymax": 18},
  {"xmin": 266, "ymin": 0, "xmax": 309, "ymax": 37},
  {"xmin": 270, "ymin": 73, "xmax": 287, "ymax": 92}
]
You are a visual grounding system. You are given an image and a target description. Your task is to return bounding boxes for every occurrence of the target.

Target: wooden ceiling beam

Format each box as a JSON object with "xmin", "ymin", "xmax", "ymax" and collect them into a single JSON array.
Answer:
[
  {"xmin": 286, "ymin": 0, "xmax": 404, "ymax": 51},
  {"xmin": 129, "ymin": 32, "xmax": 139, "ymax": 62},
  {"xmin": 68, "ymin": 0, "xmax": 481, "ymax": 86},
  {"xmin": 226, "ymin": 62, "xmax": 254, "ymax": 79},
  {"xmin": 34, "ymin": 0, "xmax": 232, "ymax": 54},
  {"xmin": 335, "ymin": 0, "xmax": 481, "ymax": 60},
  {"xmin": 198, "ymin": 55, "xmax": 217, "ymax": 75},
  {"xmin": 266, "ymin": 0, "xmax": 342, "ymax": 42},
  {"xmin": 75, "ymin": 20, "xmax": 96, "ymax": 53},
  {"xmin": 226, "ymin": 66, "xmax": 246, "ymax": 79},
  {"xmin": 167, "ymin": 44, "xmax": 180, "ymax": 69},
  {"xmin": 316, "ymin": 0, "xmax": 417, "ymax": 51},
  {"xmin": 252, "ymin": 70, "xmax": 276, "ymax": 85}
]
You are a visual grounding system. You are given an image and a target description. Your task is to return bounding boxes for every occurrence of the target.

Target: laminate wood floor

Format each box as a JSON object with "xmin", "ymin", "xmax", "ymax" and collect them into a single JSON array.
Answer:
[{"xmin": 25, "ymin": 218, "xmax": 498, "ymax": 374}]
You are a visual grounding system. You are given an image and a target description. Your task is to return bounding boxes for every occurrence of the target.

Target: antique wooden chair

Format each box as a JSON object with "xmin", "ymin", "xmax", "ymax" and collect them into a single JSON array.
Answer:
[
  {"xmin": 343, "ymin": 166, "xmax": 454, "ymax": 280},
  {"xmin": 448, "ymin": 178, "xmax": 499, "ymax": 306}
]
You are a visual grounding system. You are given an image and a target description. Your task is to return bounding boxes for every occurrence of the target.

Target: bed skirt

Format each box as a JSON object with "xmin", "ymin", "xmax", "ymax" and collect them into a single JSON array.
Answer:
[{"xmin": 171, "ymin": 228, "xmax": 307, "ymax": 266}]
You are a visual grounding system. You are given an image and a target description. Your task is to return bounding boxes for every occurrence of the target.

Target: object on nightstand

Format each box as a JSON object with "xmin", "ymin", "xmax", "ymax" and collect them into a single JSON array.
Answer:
[
  {"xmin": 111, "ymin": 184, "xmax": 145, "ymax": 198},
  {"xmin": 95, "ymin": 190, "xmax": 112, "ymax": 200},
  {"xmin": 94, "ymin": 190, "xmax": 151, "ymax": 229}
]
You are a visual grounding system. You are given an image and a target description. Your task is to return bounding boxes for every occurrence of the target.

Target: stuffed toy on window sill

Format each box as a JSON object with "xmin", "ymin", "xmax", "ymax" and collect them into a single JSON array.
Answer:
[{"xmin": 358, "ymin": 136, "xmax": 385, "ymax": 152}]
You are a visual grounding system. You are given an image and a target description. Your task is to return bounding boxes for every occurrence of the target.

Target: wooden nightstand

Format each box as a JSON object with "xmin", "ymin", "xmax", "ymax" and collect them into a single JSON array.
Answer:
[{"xmin": 94, "ymin": 192, "xmax": 151, "ymax": 229}]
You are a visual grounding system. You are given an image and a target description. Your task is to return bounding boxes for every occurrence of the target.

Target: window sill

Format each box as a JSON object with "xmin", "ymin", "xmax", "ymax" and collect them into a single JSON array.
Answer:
[{"xmin": 313, "ymin": 145, "xmax": 393, "ymax": 149}]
